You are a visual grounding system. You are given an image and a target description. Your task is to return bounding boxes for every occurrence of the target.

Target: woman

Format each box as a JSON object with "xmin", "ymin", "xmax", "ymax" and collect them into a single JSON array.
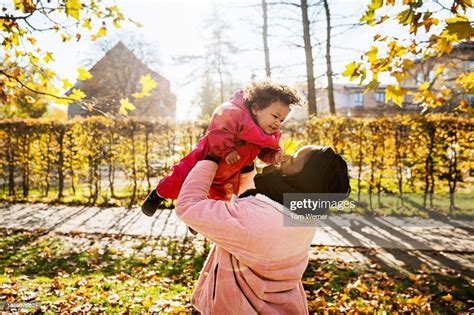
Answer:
[{"xmin": 175, "ymin": 145, "xmax": 350, "ymax": 314}]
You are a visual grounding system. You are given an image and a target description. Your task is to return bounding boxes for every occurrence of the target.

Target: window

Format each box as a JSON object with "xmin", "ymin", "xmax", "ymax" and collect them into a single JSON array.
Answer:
[
  {"xmin": 469, "ymin": 60, "xmax": 474, "ymax": 72},
  {"xmin": 354, "ymin": 93, "xmax": 363, "ymax": 106},
  {"xmin": 468, "ymin": 94, "xmax": 474, "ymax": 108},
  {"xmin": 428, "ymin": 70, "xmax": 435, "ymax": 82},
  {"xmin": 376, "ymin": 92, "xmax": 385, "ymax": 103},
  {"xmin": 416, "ymin": 72, "xmax": 423, "ymax": 84}
]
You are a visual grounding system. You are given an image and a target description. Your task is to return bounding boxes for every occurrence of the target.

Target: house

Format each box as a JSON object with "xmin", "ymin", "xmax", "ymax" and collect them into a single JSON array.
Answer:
[
  {"xmin": 289, "ymin": 42, "xmax": 473, "ymax": 120},
  {"xmin": 67, "ymin": 41, "xmax": 176, "ymax": 120},
  {"xmin": 288, "ymin": 84, "xmax": 417, "ymax": 120},
  {"xmin": 402, "ymin": 41, "xmax": 474, "ymax": 111}
]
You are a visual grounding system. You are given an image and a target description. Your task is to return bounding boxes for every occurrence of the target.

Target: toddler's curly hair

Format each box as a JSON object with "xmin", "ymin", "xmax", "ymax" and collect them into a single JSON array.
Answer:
[{"xmin": 244, "ymin": 81, "xmax": 302, "ymax": 110}]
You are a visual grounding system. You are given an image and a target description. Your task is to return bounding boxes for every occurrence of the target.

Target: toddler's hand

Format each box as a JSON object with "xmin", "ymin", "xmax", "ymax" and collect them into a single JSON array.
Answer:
[
  {"xmin": 225, "ymin": 150, "xmax": 241, "ymax": 164},
  {"xmin": 273, "ymin": 152, "xmax": 291, "ymax": 165}
]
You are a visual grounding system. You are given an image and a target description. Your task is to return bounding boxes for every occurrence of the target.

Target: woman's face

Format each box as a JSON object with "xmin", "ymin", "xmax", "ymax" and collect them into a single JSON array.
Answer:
[
  {"xmin": 280, "ymin": 146, "xmax": 316, "ymax": 176},
  {"xmin": 251, "ymin": 100, "xmax": 290, "ymax": 134}
]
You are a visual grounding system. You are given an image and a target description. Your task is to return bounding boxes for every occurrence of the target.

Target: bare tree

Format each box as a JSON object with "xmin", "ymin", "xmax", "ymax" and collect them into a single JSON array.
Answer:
[
  {"xmin": 261, "ymin": 0, "xmax": 272, "ymax": 78},
  {"xmin": 174, "ymin": 6, "xmax": 241, "ymax": 115},
  {"xmin": 300, "ymin": 0, "xmax": 317, "ymax": 116},
  {"xmin": 323, "ymin": 0, "xmax": 336, "ymax": 115}
]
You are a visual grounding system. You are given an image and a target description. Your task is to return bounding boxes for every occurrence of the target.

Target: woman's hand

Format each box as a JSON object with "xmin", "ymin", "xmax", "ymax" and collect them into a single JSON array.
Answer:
[{"xmin": 225, "ymin": 150, "xmax": 241, "ymax": 164}]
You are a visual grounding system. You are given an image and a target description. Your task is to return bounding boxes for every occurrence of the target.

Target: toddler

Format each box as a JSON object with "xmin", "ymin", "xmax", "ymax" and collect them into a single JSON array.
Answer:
[{"xmin": 141, "ymin": 81, "xmax": 301, "ymax": 216}]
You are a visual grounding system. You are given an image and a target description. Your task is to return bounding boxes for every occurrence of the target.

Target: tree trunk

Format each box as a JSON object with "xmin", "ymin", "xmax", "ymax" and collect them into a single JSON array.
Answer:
[
  {"xmin": 300, "ymin": 0, "xmax": 317, "ymax": 116},
  {"xmin": 323, "ymin": 0, "xmax": 336, "ymax": 115},
  {"xmin": 261, "ymin": 0, "xmax": 271, "ymax": 78},
  {"xmin": 57, "ymin": 126, "xmax": 65, "ymax": 201}
]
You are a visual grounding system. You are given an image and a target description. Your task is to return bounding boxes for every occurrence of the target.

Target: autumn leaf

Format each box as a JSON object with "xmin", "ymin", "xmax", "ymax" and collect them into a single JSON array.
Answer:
[
  {"xmin": 70, "ymin": 88, "xmax": 86, "ymax": 100},
  {"xmin": 26, "ymin": 37, "xmax": 36, "ymax": 45},
  {"xmin": 132, "ymin": 74, "xmax": 158, "ymax": 98},
  {"xmin": 283, "ymin": 139, "xmax": 304, "ymax": 155},
  {"xmin": 43, "ymin": 52, "xmax": 54, "ymax": 63},
  {"xmin": 368, "ymin": 0, "xmax": 383, "ymax": 10},
  {"xmin": 119, "ymin": 98, "xmax": 136, "ymax": 115},
  {"xmin": 407, "ymin": 295, "xmax": 428, "ymax": 305},
  {"xmin": 418, "ymin": 81, "xmax": 430, "ymax": 91},
  {"xmin": 82, "ymin": 18, "xmax": 92, "ymax": 30},
  {"xmin": 342, "ymin": 62, "xmax": 364, "ymax": 81},
  {"xmin": 444, "ymin": 15, "xmax": 474, "ymax": 40},
  {"xmin": 25, "ymin": 95, "xmax": 36, "ymax": 104},
  {"xmin": 65, "ymin": 0, "xmax": 83, "ymax": 20},
  {"xmin": 441, "ymin": 293, "xmax": 453, "ymax": 302},
  {"xmin": 77, "ymin": 68, "xmax": 92, "ymax": 80},
  {"xmin": 91, "ymin": 26, "xmax": 107, "ymax": 41},
  {"xmin": 365, "ymin": 45, "xmax": 378, "ymax": 63},
  {"xmin": 396, "ymin": 9, "xmax": 415, "ymax": 25},
  {"xmin": 385, "ymin": 85, "xmax": 406, "ymax": 106},
  {"xmin": 456, "ymin": 72, "xmax": 474, "ymax": 93}
]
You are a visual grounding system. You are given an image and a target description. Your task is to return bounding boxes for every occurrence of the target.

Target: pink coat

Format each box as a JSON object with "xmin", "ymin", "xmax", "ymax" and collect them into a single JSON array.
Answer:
[
  {"xmin": 175, "ymin": 160, "xmax": 317, "ymax": 314},
  {"xmin": 157, "ymin": 91, "xmax": 282, "ymax": 201}
]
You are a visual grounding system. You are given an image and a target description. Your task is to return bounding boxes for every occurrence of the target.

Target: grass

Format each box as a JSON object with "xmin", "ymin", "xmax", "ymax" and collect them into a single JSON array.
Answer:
[{"xmin": 1, "ymin": 229, "xmax": 472, "ymax": 314}]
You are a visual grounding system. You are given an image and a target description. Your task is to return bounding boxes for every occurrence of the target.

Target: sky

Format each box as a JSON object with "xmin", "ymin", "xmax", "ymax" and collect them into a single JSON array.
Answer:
[{"xmin": 14, "ymin": 0, "xmax": 454, "ymax": 120}]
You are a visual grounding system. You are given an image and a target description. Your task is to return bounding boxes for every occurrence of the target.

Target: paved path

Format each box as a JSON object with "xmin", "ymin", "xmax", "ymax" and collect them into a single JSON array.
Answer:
[{"xmin": 2, "ymin": 202, "xmax": 473, "ymax": 276}]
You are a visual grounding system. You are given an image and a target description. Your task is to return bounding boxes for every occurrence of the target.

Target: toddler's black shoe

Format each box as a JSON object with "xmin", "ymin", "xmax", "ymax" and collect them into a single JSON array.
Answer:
[{"xmin": 141, "ymin": 189, "xmax": 165, "ymax": 217}]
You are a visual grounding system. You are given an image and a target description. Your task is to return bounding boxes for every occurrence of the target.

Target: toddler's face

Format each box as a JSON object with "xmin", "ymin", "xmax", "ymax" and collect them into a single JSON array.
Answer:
[{"xmin": 251, "ymin": 100, "xmax": 290, "ymax": 134}]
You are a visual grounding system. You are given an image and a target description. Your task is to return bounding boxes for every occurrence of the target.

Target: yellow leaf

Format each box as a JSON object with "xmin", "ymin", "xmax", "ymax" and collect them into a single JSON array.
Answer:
[
  {"xmin": 65, "ymin": 0, "xmax": 83, "ymax": 20},
  {"xmin": 407, "ymin": 295, "xmax": 428, "ymax": 305},
  {"xmin": 62, "ymin": 79, "xmax": 73, "ymax": 90},
  {"xmin": 360, "ymin": 10, "xmax": 376, "ymax": 25},
  {"xmin": 441, "ymin": 293, "xmax": 453, "ymax": 302},
  {"xmin": 43, "ymin": 52, "xmax": 54, "ymax": 63},
  {"xmin": 119, "ymin": 98, "xmax": 136, "ymax": 115},
  {"xmin": 132, "ymin": 74, "xmax": 158, "ymax": 98},
  {"xmin": 71, "ymin": 88, "xmax": 86, "ymax": 100},
  {"xmin": 342, "ymin": 62, "xmax": 365, "ymax": 82},
  {"xmin": 55, "ymin": 98, "xmax": 73, "ymax": 105},
  {"xmin": 365, "ymin": 45, "xmax": 378, "ymax": 63},
  {"xmin": 113, "ymin": 19, "xmax": 121, "ymax": 28},
  {"xmin": 25, "ymin": 95, "xmax": 36, "ymax": 104},
  {"xmin": 419, "ymin": 82, "xmax": 430, "ymax": 91},
  {"xmin": 458, "ymin": 0, "xmax": 472, "ymax": 10},
  {"xmin": 397, "ymin": 9, "xmax": 415, "ymax": 25},
  {"xmin": 385, "ymin": 85, "xmax": 406, "ymax": 106},
  {"xmin": 456, "ymin": 72, "xmax": 474, "ymax": 93},
  {"xmin": 61, "ymin": 34, "xmax": 72, "ymax": 42},
  {"xmin": 77, "ymin": 68, "xmax": 92, "ymax": 80},
  {"xmin": 368, "ymin": 0, "xmax": 383, "ymax": 10},
  {"xmin": 391, "ymin": 71, "xmax": 406, "ymax": 84},
  {"xmin": 26, "ymin": 37, "xmax": 36, "ymax": 45},
  {"xmin": 364, "ymin": 80, "xmax": 379, "ymax": 93},
  {"xmin": 82, "ymin": 18, "xmax": 92, "ymax": 30},
  {"xmin": 434, "ymin": 65, "xmax": 445, "ymax": 77},
  {"xmin": 91, "ymin": 26, "xmax": 107, "ymax": 41},
  {"xmin": 283, "ymin": 139, "xmax": 304, "ymax": 155},
  {"xmin": 141, "ymin": 297, "xmax": 153, "ymax": 310},
  {"xmin": 444, "ymin": 15, "xmax": 474, "ymax": 40}
]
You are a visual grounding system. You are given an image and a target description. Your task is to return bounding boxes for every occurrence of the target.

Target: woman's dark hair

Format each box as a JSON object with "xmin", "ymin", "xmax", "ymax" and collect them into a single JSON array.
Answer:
[
  {"xmin": 240, "ymin": 146, "xmax": 351, "ymax": 204},
  {"xmin": 244, "ymin": 80, "xmax": 302, "ymax": 111},
  {"xmin": 287, "ymin": 147, "xmax": 351, "ymax": 196}
]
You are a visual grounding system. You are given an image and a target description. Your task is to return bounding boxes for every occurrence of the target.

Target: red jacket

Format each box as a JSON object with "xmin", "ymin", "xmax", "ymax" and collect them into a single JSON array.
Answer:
[{"xmin": 157, "ymin": 90, "xmax": 282, "ymax": 200}]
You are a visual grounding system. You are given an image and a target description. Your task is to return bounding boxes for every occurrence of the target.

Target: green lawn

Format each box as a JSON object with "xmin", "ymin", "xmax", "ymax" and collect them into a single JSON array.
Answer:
[{"xmin": 1, "ymin": 229, "xmax": 471, "ymax": 314}]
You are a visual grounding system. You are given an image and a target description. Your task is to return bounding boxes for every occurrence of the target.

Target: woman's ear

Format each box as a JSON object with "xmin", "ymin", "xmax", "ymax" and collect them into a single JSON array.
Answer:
[{"xmin": 251, "ymin": 103, "xmax": 259, "ymax": 116}]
